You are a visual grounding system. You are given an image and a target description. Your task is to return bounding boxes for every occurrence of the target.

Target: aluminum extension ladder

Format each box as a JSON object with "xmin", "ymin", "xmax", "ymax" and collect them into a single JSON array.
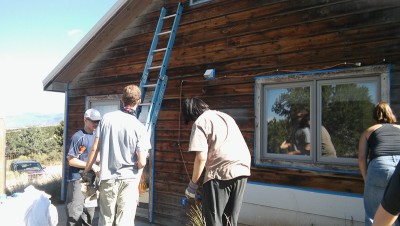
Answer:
[{"xmin": 137, "ymin": 2, "xmax": 183, "ymax": 133}]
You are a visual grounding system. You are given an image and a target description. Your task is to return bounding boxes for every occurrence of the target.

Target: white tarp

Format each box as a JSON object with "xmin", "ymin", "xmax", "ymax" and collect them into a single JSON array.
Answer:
[{"xmin": 0, "ymin": 185, "xmax": 58, "ymax": 226}]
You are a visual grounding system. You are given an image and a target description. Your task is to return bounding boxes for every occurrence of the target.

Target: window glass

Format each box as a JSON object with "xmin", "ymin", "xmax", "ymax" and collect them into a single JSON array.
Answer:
[
  {"xmin": 254, "ymin": 65, "xmax": 389, "ymax": 172},
  {"xmin": 318, "ymin": 78, "xmax": 378, "ymax": 163},
  {"xmin": 190, "ymin": 0, "xmax": 213, "ymax": 6},
  {"xmin": 264, "ymin": 84, "xmax": 311, "ymax": 160},
  {"xmin": 86, "ymin": 95, "xmax": 121, "ymax": 117}
]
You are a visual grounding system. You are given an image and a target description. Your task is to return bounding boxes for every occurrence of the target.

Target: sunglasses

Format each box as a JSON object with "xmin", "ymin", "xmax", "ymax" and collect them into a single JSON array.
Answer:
[{"xmin": 86, "ymin": 118, "xmax": 100, "ymax": 124}]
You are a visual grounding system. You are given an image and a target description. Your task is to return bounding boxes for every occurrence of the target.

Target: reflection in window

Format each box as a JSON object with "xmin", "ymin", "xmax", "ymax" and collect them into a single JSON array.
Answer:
[
  {"xmin": 255, "ymin": 65, "xmax": 389, "ymax": 171},
  {"xmin": 319, "ymin": 80, "xmax": 377, "ymax": 161},
  {"xmin": 265, "ymin": 85, "xmax": 311, "ymax": 159}
]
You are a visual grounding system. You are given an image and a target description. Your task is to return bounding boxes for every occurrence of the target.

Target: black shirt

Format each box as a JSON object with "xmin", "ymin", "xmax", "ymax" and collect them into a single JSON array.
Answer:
[
  {"xmin": 367, "ymin": 124, "xmax": 400, "ymax": 161},
  {"xmin": 381, "ymin": 161, "xmax": 400, "ymax": 215}
]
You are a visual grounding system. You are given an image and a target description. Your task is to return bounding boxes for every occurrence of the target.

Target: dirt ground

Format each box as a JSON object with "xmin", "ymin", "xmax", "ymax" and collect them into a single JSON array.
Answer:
[{"xmin": 55, "ymin": 202, "xmax": 159, "ymax": 226}]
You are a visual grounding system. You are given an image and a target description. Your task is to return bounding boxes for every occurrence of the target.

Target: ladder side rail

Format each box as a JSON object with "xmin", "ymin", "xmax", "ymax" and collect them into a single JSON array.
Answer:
[
  {"xmin": 145, "ymin": 76, "xmax": 168, "ymax": 133},
  {"xmin": 158, "ymin": 3, "xmax": 183, "ymax": 78},
  {"xmin": 147, "ymin": 76, "xmax": 168, "ymax": 134},
  {"xmin": 144, "ymin": 76, "xmax": 167, "ymax": 132}
]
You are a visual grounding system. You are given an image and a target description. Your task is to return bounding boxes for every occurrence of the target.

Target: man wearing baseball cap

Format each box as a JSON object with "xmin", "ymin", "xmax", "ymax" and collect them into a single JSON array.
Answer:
[{"xmin": 66, "ymin": 108, "xmax": 101, "ymax": 226}]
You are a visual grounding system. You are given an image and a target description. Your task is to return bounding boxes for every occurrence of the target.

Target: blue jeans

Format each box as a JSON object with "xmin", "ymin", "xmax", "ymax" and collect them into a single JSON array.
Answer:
[{"xmin": 364, "ymin": 155, "xmax": 400, "ymax": 226}]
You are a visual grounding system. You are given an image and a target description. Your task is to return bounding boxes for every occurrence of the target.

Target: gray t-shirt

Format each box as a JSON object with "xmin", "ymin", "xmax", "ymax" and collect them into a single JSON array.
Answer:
[
  {"xmin": 188, "ymin": 110, "xmax": 251, "ymax": 183},
  {"xmin": 96, "ymin": 110, "xmax": 151, "ymax": 180},
  {"xmin": 294, "ymin": 127, "xmax": 310, "ymax": 155}
]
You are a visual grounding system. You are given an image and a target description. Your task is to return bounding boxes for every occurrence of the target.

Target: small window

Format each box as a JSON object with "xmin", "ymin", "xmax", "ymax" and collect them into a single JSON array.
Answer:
[
  {"xmin": 86, "ymin": 94, "xmax": 149, "ymax": 125},
  {"xmin": 190, "ymin": 0, "xmax": 213, "ymax": 6},
  {"xmin": 86, "ymin": 95, "xmax": 121, "ymax": 117},
  {"xmin": 255, "ymin": 65, "xmax": 390, "ymax": 172}
]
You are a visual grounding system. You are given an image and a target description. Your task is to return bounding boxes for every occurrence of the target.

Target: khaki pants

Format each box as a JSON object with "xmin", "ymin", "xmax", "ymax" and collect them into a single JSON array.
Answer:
[
  {"xmin": 66, "ymin": 180, "xmax": 96, "ymax": 226},
  {"xmin": 98, "ymin": 178, "xmax": 140, "ymax": 226}
]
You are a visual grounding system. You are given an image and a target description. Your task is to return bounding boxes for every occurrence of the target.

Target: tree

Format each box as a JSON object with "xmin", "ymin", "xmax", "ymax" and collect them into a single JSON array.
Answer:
[
  {"xmin": 6, "ymin": 122, "xmax": 64, "ymax": 159},
  {"xmin": 268, "ymin": 83, "xmax": 374, "ymax": 158},
  {"xmin": 54, "ymin": 121, "xmax": 64, "ymax": 147}
]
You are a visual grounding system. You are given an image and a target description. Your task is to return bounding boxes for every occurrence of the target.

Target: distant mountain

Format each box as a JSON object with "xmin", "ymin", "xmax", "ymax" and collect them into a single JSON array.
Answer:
[{"xmin": 2, "ymin": 113, "xmax": 64, "ymax": 130}]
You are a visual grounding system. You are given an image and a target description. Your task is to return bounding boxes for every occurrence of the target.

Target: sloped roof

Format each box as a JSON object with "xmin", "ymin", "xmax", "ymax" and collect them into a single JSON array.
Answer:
[{"xmin": 42, "ymin": 0, "xmax": 153, "ymax": 92}]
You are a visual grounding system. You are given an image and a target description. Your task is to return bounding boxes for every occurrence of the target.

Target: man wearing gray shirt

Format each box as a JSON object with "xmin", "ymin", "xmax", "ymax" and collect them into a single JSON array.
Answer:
[{"xmin": 85, "ymin": 84, "xmax": 151, "ymax": 226}]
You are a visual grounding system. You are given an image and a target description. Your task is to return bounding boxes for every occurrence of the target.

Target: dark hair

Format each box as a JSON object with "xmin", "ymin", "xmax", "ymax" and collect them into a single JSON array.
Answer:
[
  {"xmin": 296, "ymin": 109, "xmax": 310, "ymax": 128},
  {"xmin": 297, "ymin": 109, "xmax": 310, "ymax": 128},
  {"xmin": 182, "ymin": 98, "xmax": 210, "ymax": 124}
]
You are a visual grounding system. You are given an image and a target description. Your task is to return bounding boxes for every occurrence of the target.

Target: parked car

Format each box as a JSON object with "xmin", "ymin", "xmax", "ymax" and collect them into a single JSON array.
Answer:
[{"xmin": 9, "ymin": 160, "xmax": 46, "ymax": 178}]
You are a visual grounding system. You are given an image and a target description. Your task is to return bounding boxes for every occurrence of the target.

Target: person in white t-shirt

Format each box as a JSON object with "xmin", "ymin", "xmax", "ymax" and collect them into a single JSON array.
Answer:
[{"xmin": 183, "ymin": 97, "xmax": 251, "ymax": 226}]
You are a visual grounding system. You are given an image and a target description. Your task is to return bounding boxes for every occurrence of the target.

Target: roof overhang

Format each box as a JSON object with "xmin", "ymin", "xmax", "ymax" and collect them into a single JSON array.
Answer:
[{"xmin": 42, "ymin": 0, "xmax": 153, "ymax": 92}]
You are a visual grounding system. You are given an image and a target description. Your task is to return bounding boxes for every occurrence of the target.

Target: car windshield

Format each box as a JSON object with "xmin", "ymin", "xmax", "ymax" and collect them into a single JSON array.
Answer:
[{"xmin": 16, "ymin": 162, "xmax": 42, "ymax": 171}]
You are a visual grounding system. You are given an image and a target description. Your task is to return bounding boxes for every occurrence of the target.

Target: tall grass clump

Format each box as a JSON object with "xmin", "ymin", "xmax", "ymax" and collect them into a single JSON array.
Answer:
[
  {"xmin": 186, "ymin": 201, "xmax": 235, "ymax": 226},
  {"xmin": 187, "ymin": 202, "xmax": 205, "ymax": 226}
]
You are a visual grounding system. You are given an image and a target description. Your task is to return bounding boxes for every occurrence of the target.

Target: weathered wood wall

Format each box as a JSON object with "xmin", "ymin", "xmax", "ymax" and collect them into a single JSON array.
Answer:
[{"xmin": 64, "ymin": 0, "xmax": 400, "ymax": 224}]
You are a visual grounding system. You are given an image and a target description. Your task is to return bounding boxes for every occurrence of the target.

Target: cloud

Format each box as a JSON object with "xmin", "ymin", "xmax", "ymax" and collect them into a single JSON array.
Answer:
[{"xmin": 67, "ymin": 29, "xmax": 84, "ymax": 40}]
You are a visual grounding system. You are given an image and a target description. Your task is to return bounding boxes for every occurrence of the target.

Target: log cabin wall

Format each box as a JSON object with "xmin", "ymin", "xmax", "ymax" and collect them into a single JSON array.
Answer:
[{"xmin": 63, "ymin": 0, "xmax": 400, "ymax": 224}]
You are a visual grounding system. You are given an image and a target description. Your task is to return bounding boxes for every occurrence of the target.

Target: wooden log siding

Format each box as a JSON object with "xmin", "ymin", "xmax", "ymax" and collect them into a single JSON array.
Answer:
[{"xmin": 60, "ymin": 0, "xmax": 400, "ymax": 224}]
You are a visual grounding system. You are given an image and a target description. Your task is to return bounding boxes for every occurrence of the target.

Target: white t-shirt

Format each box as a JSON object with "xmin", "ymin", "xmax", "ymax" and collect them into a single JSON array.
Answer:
[{"xmin": 188, "ymin": 110, "xmax": 251, "ymax": 183}]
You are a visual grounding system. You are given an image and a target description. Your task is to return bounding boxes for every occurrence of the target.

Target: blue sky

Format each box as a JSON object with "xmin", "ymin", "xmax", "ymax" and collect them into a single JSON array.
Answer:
[{"xmin": 0, "ymin": 0, "xmax": 117, "ymax": 117}]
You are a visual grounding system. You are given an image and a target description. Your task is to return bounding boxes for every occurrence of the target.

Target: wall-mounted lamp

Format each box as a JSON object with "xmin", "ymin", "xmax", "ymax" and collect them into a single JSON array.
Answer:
[{"xmin": 203, "ymin": 69, "xmax": 216, "ymax": 80}]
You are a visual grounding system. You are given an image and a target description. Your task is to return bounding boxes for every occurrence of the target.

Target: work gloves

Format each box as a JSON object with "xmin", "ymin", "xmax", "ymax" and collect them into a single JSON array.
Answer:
[
  {"xmin": 79, "ymin": 170, "xmax": 96, "ymax": 184},
  {"xmin": 185, "ymin": 180, "xmax": 198, "ymax": 199}
]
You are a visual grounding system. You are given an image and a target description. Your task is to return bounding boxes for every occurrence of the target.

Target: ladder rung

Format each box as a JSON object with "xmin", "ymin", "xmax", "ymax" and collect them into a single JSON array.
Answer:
[
  {"xmin": 153, "ymin": 48, "xmax": 166, "ymax": 53},
  {"xmin": 140, "ymin": 102, "xmax": 152, "ymax": 106},
  {"xmin": 143, "ymin": 84, "xmax": 157, "ymax": 88},
  {"xmin": 163, "ymin": 14, "xmax": 176, "ymax": 19},
  {"xmin": 158, "ymin": 30, "xmax": 172, "ymax": 36},
  {"xmin": 149, "ymin": 66, "xmax": 162, "ymax": 70}
]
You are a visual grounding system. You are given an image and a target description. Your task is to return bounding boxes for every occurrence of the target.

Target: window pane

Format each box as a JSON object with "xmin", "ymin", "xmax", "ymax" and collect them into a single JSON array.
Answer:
[
  {"xmin": 86, "ymin": 95, "xmax": 122, "ymax": 117},
  {"xmin": 320, "ymin": 80, "xmax": 377, "ymax": 160},
  {"xmin": 264, "ymin": 85, "xmax": 311, "ymax": 158},
  {"xmin": 190, "ymin": 0, "xmax": 212, "ymax": 5}
]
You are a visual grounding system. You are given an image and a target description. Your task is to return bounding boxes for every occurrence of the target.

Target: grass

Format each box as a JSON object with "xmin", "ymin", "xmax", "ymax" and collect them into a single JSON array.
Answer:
[
  {"xmin": 186, "ymin": 201, "xmax": 235, "ymax": 226},
  {"xmin": 6, "ymin": 173, "xmax": 62, "ymax": 204},
  {"xmin": 187, "ymin": 202, "xmax": 205, "ymax": 226}
]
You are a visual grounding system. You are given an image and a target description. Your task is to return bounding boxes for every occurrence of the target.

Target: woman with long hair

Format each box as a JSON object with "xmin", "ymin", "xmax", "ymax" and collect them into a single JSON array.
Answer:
[{"xmin": 358, "ymin": 102, "xmax": 400, "ymax": 226}]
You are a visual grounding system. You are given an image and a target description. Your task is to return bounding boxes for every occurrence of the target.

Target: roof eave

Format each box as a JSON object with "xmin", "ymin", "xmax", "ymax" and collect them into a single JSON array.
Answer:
[{"xmin": 42, "ymin": 0, "xmax": 136, "ymax": 92}]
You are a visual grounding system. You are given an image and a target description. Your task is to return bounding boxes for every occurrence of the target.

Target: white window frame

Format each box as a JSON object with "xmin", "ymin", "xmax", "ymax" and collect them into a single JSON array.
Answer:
[
  {"xmin": 85, "ymin": 94, "xmax": 121, "ymax": 116},
  {"xmin": 190, "ymin": 0, "xmax": 213, "ymax": 6},
  {"xmin": 254, "ymin": 65, "xmax": 390, "ymax": 172}
]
